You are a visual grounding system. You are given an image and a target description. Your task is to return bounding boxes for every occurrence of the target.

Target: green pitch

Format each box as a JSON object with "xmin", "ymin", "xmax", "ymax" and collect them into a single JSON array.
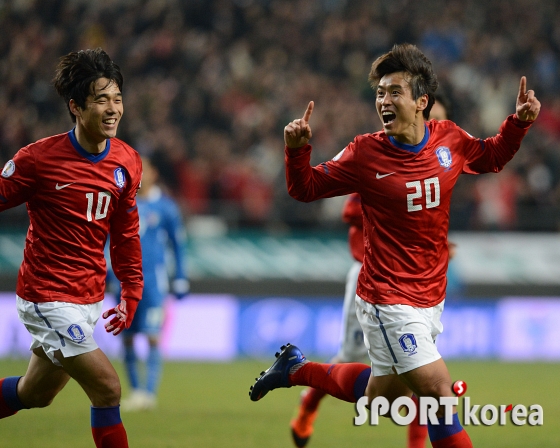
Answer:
[{"xmin": 0, "ymin": 359, "xmax": 558, "ymax": 447}]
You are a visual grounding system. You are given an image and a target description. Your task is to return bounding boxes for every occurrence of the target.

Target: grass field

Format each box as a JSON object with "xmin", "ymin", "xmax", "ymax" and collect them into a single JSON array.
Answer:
[{"xmin": 0, "ymin": 358, "xmax": 558, "ymax": 447}]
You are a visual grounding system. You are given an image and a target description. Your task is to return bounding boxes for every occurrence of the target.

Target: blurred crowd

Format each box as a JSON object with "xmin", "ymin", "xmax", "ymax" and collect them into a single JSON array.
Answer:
[{"xmin": 1, "ymin": 0, "xmax": 560, "ymax": 232}]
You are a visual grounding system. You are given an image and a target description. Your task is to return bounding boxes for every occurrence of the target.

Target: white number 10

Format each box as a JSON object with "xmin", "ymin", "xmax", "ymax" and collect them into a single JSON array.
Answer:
[
  {"xmin": 406, "ymin": 177, "xmax": 440, "ymax": 212},
  {"xmin": 86, "ymin": 192, "xmax": 111, "ymax": 221}
]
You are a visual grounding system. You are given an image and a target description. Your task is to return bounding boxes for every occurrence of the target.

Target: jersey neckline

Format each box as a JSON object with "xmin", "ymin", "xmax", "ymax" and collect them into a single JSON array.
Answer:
[
  {"xmin": 388, "ymin": 123, "xmax": 429, "ymax": 154},
  {"xmin": 68, "ymin": 128, "xmax": 111, "ymax": 163}
]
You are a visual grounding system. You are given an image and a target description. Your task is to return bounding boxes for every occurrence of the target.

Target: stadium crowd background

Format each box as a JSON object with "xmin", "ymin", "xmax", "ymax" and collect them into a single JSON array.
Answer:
[{"xmin": 1, "ymin": 0, "xmax": 559, "ymax": 233}]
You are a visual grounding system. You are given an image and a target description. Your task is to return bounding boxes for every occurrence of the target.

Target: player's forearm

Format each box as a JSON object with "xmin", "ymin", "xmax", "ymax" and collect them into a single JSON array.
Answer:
[
  {"xmin": 285, "ymin": 145, "xmax": 351, "ymax": 202},
  {"xmin": 109, "ymin": 229, "xmax": 143, "ymax": 301},
  {"xmin": 471, "ymin": 114, "xmax": 533, "ymax": 173},
  {"xmin": 120, "ymin": 282, "xmax": 143, "ymax": 302}
]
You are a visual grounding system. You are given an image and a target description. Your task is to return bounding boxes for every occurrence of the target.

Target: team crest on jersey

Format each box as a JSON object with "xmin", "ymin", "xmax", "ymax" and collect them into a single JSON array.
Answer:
[
  {"xmin": 1, "ymin": 160, "xmax": 15, "ymax": 178},
  {"xmin": 114, "ymin": 167, "xmax": 126, "ymax": 189},
  {"xmin": 435, "ymin": 146, "xmax": 452, "ymax": 169},
  {"xmin": 67, "ymin": 324, "xmax": 86, "ymax": 343},
  {"xmin": 399, "ymin": 333, "xmax": 417, "ymax": 355}
]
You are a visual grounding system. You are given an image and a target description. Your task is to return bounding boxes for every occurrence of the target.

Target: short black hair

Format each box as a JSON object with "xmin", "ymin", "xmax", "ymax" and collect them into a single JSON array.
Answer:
[
  {"xmin": 368, "ymin": 43, "xmax": 438, "ymax": 120},
  {"xmin": 52, "ymin": 48, "xmax": 123, "ymax": 123}
]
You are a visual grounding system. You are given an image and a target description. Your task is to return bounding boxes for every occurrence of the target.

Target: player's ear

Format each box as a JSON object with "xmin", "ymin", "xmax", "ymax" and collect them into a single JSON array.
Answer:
[
  {"xmin": 69, "ymin": 99, "xmax": 82, "ymax": 119},
  {"xmin": 416, "ymin": 94, "xmax": 428, "ymax": 112}
]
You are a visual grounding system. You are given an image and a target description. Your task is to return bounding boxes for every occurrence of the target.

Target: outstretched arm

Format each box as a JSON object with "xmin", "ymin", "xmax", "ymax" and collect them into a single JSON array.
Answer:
[
  {"xmin": 284, "ymin": 101, "xmax": 314, "ymax": 148},
  {"xmin": 516, "ymin": 76, "xmax": 540, "ymax": 122}
]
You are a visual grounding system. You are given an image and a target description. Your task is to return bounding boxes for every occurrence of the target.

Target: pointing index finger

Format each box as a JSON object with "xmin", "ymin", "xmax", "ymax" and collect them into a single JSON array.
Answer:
[
  {"xmin": 302, "ymin": 101, "xmax": 314, "ymax": 123},
  {"xmin": 518, "ymin": 76, "xmax": 527, "ymax": 98}
]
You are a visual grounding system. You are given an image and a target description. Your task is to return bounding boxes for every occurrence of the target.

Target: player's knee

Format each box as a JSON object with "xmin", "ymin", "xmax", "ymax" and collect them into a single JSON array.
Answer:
[
  {"xmin": 103, "ymin": 377, "xmax": 122, "ymax": 403},
  {"xmin": 421, "ymin": 377, "xmax": 453, "ymax": 400},
  {"xmin": 89, "ymin": 376, "xmax": 122, "ymax": 407}
]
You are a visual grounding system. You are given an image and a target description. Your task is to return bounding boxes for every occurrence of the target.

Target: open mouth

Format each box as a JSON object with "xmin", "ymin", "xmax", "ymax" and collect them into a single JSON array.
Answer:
[{"xmin": 382, "ymin": 111, "xmax": 396, "ymax": 125}]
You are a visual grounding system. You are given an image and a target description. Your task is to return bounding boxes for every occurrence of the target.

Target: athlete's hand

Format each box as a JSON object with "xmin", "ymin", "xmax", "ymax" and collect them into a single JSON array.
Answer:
[
  {"xmin": 284, "ymin": 101, "xmax": 314, "ymax": 149},
  {"xmin": 516, "ymin": 76, "xmax": 540, "ymax": 122},
  {"xmin": 172, "ymin": 277, "xmax": 190, "ymax": 300},
  {"xmin": 103, "ymin": 298, "xmax": 139, "ymax": 336}
]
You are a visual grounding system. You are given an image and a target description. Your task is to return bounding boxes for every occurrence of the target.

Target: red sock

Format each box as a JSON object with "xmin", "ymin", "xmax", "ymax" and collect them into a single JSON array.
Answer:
[
  {"xmin": 91, "ymin": 406, "xmax": 129, "ymax": 448},
  {"xmin": 290, "ymin": 362, "xmax": 370, "ymax": 403},
  {"xmin": 301, "ymin": 387, "xmax": 327, "ymax": 412},
  {"xmin": 408, "ymin": 395, "xmax": 428, "ymax": 448}
]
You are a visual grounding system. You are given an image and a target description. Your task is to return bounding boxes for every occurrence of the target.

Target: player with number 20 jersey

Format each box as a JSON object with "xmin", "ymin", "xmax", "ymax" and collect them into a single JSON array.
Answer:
[{"xmin": 286, "ymin": 115, "xmax": 531, "ymax": 309}]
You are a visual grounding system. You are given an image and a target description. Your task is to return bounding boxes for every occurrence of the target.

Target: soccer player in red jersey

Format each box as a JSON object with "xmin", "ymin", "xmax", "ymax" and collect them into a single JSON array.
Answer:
[
  {"xmin": 0, "ymin": 48, "xmax": 143, "ymax": 448},
  {"xmin": 289, "ymin": 97, "xmax": 450, "ymax": 448},
  {"xmin": 251, "ymin": 43, "xmax": 540, "ymax": 448}
]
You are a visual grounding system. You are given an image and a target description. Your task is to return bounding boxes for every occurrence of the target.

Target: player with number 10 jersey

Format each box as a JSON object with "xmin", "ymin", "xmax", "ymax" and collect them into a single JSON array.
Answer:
[{"xmin": 0, "ymin": 127, "xmax": 143, "ymax": 305}]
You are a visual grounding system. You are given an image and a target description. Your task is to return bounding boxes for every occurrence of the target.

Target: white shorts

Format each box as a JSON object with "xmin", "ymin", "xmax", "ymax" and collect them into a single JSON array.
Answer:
[
  {"xmin": 356, "ymin": 296, "xmax": 444, "ymax": 376},
  {"xmin": 16, "ymin": 296, "xmax": 102, "ymax": 367},
  {"xmin": 336, "ymin": 261, "xmax": 368, "ymax": 362}
]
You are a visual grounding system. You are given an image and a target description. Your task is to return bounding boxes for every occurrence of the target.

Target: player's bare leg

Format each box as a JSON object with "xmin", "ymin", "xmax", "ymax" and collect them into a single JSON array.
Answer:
[
  {"xmin": 369, "ymin": 359, "xmax": 473, "ymax": 448},
  {"xmin": 365, "ymin": 371, "xmax": 413, "ymax": 406},
  {"xmin": 366, "ymin": 373, "xmax": 429, "ymax": 448},
  {"xmin": 0, "ymin": 347, "xmax": 70, "ymax": 419},
  {"xmin": 398, "ymin": 359, "xmax": 453, "ymax": 413},
  {"xmin": 57, "ymin": 348, "xmax": 129, "ymax": 448},
  {"xmin": 57, "ymin": 348, "xmax": 121, "ymax": 407},
  {"xmin": 17, "ymin": 347, "xmax": 71, "ymax": 408}
]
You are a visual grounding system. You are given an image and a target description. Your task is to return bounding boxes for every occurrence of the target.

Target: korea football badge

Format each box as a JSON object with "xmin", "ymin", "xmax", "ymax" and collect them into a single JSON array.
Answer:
[
  {"xmin": 67, "ymin": 324, "xmax": 86, "ymax": 343},
  {"xmin": 435, "ymin": 146, "xmax": 452, "ymax": 170},
  {"xmin": 114, "ymin": 167, "xmax": 126, "ymax": 190},
  {"xmin": 1, "ymin": 160, "xmax": 15, "ymax": 178},
  {"xmin": 399, "ymin": 333, "xmax": 417, "ymax": 356}
]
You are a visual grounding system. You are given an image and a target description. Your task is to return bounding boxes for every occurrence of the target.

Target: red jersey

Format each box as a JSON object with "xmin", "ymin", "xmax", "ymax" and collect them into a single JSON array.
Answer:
[
  {"xmin": 286, "ymin": 115, "xmax": 532, "ymax": 308},
  {"xmin": 0, "ymin": 130, "xmax": 143, "ymax": 304},
  {"xmin": 341, "ymin": 193, "xmax": 364, "ymax": 262}
]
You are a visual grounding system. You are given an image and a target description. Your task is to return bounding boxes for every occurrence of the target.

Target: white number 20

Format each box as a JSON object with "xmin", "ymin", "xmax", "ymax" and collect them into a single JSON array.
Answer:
[
  {"xmin": 406, "ymin": 177, "xmax": 440, "ymax": 212},
  {"xmin": 85, "ymin": 191, "xmax": 111, "ymax": 221}
]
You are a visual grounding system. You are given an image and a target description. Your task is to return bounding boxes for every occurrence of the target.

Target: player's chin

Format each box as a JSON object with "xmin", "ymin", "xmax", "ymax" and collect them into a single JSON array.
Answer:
[
  {"xmin": 100, "ymin": 122, "xmax": 120, "ymax": 136},
  {"xmin": 101, "ymin": 128, "xmax": 119, "ymax": 139},
  {"xmin": 383, "ymin": 125, "xmax": 397, "ymax": 136}
]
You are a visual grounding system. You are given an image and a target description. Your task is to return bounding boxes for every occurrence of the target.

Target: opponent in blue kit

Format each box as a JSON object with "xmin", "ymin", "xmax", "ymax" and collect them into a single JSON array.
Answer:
[{"xmin": 112, "ymin": 155, "xmax": 189, "ymax": 411}]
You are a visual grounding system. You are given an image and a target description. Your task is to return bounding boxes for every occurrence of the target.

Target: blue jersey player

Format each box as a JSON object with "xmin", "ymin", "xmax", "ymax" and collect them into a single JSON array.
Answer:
[{"xmin": 117, "ymin": 155, "xmax": 189, "ymax": 411}]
